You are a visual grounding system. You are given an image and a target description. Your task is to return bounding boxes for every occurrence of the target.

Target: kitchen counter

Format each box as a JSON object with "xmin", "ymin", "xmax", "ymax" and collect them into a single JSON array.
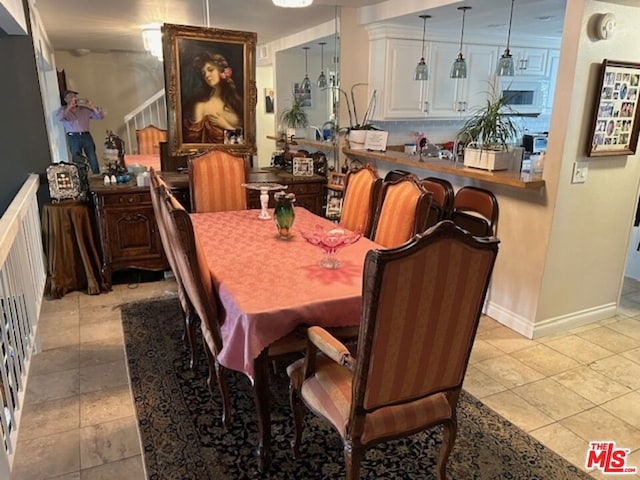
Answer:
[{"xmin": 344, "ymin": 148, "xmax": 545, "ymax": 190}]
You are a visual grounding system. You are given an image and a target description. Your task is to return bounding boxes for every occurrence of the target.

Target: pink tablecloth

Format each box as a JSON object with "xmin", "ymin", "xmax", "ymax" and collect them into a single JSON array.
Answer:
[{"xmin": 191, "ymin": 208, "xmax": 379, "ymax": 378}]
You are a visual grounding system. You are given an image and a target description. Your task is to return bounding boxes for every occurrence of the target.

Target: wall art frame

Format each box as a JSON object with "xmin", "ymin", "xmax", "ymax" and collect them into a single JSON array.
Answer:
[
  {"xmin": 587, "ymin": 59, "xmax": 640, "ymax": 157},
  {"xmin": 163, "ymin": 23, "xmax": 257, "ymax": 157}
]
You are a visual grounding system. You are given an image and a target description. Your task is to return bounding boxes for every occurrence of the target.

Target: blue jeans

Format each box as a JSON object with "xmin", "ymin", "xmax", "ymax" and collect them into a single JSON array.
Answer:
[{"xmin": 67, "ymin": 133, "xmax": 100, "ymax": 174}]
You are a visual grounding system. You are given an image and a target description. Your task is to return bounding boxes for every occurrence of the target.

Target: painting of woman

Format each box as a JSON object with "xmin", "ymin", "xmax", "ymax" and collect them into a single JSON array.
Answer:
[{"xmin": 183, "ymin": 52, "xmax": 243, "ymax": 144}]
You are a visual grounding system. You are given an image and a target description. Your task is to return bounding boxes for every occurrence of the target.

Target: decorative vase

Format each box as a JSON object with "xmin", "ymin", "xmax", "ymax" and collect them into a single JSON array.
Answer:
[{"xmin": 274, "ymin": 192, "xmax": 296, "ymax": 239}]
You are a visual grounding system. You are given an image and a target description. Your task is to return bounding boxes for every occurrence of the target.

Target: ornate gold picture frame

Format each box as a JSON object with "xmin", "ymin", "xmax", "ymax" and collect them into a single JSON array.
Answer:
[{"xmin": 162, "ymin": 23, "xmax": 257, "ymax": 157}]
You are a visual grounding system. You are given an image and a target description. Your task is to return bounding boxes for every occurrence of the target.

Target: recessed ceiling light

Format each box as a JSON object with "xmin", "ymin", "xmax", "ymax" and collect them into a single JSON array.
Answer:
[{"xmin": 536, "ymin": 16, "xmax": 553, "ymax": 21}]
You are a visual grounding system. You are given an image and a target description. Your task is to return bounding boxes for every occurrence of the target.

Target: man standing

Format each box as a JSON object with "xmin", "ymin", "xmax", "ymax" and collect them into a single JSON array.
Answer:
[{"xmin": 55, "ymin": 90, "xmax": 104, "ymax": 174}]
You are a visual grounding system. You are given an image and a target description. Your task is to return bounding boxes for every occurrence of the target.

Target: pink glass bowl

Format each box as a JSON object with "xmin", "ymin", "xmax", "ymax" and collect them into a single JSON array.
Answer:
[{"xmin": 300, "ymin": 225, "xmax": 362, "ymax": 269}]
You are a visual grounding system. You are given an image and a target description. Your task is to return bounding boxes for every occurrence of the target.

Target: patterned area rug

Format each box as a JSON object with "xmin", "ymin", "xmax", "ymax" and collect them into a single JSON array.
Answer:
[{"xmin": 122, "ymin": 297, "xmax": 593, "ymax": 480}]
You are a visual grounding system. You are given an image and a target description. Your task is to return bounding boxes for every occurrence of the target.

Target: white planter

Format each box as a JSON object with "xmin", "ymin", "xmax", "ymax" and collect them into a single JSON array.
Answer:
[
  {"xmin": 348, "ymin": 130, "xmax": 367, "ymax": 150},
  {"xmin": 463, "ymin": 147, "xmax": 513, "ymax": 171}
]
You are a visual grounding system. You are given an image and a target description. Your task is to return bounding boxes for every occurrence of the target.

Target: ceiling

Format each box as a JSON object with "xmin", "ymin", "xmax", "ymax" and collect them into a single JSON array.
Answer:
[{"xmin": 35, "ymin": 0, "xmax": 567, "ymax": 55}]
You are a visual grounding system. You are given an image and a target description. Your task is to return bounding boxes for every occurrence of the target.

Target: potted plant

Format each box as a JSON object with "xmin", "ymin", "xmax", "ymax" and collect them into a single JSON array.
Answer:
[
  {"xmin": 279, "ymin": 96, "xmax": 308, "ymax": 139},
  {"xmin": 336, "ymin": 83, "xmax": 380, "ymax": 150},
  {"xmin": 458, "ymin": 92, "xmax": 520, "ymax": 171}
]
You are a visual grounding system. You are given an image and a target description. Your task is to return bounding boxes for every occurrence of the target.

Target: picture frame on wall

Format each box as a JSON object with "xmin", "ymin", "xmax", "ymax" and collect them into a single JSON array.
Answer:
[
  {"xmin": 293, "ymin": 157, "xmax": 314, "ymax": 176},
  {"xmin": 587, "ymin": 59, "xmax": 640, "ymax": 157},
  {"xmin": 162, "ymin": 23, "xmax": 257, "ymax": 157}
]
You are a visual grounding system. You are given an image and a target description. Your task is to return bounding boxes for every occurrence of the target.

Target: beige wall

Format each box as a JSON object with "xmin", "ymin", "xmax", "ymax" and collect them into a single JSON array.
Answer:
[{"xmin": 55, "ymin": 50, "xmax": 164, "ymax": 154}]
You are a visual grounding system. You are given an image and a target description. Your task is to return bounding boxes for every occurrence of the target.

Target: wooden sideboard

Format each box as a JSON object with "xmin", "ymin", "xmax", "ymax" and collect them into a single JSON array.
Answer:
[
  {"xmin": 90, "ymin": 169, "xmax": 326, "ymax": 287},
  {"xmin": 90, "ymin": 178, "xmax": 167, "ymax": 289}
]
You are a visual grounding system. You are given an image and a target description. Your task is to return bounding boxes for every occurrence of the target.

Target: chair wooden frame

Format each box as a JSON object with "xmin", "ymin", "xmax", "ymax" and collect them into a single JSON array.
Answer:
[
  {"xmin": 422, "ymin": 176, "xmax": 454, "ymax": 222},
  {"xmin": 450, "ymin": 186, "xmax": 499, "ymax": 237},
  {"xmin": 136, "ymin": 124, "xmax": 167, "ymax": 155},
  {"xmin": 339, "ymin": 164, "xmax": 383, "ymax": 238},
  {"xmin": 369, "ymin": 174, "xmax": 432, "ymax": 248},
  {"xmin": 288, "ymin": 221, "xmax": 500, "ymax": 479}
]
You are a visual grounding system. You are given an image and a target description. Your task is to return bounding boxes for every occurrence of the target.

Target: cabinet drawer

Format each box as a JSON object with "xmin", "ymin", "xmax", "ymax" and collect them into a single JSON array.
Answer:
[
  {"xmin": 288, "ymin": 182, "xmax": 323, "ymax": 195},
  {"xmin": 102, "ymin": 192, "xmax": 151, "ymax": 206}
]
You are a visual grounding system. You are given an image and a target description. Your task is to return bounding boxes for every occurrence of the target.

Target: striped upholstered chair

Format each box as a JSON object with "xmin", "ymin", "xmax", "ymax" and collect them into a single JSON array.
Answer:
[
  {"xmin": 450, "ymin": 186, "xmax": 499, "ymax": 237},
  {"xmin": 421, "ymin": 177, "xmax": 454, "ymax": 228},
  {"xmin": 369, "ymin": 174, "xmax": 432, "ymax": 248},
  {"xmin": 136, "ymin": 124, "xmax": 167, "ymax": 155},
  {"xmin": 189, "ymin": 150, "xmax": 248, "ymax": 213},
  {"xmin": 288, "ymin": 221, "xmax": 500, "ymax": 480},
  {"xmin": 339, "ymin": 164, "xmax": 382, "ymax": 238}
]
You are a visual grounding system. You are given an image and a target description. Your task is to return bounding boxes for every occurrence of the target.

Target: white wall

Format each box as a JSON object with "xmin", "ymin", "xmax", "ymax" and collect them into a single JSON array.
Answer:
[
  {"xmin": 256, "ymin": 64, "xmax": 275, "ymax": 168},
  {"xmin": 0, "ymin": 0, "xmax": 26, "ymax": 34}
]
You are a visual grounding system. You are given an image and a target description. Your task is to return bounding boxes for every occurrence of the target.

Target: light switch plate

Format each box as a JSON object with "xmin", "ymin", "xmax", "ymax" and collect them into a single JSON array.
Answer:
[{"xmin": 572, "ymin": 162, "xmax": 588, "ymax": 184}]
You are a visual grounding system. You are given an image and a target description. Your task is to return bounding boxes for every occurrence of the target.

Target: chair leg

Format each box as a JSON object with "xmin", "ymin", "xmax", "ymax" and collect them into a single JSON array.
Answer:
[
  {"xmin": 344, "ymin": 441, "xmax": 363, "ymax": 480},
  {"xmin": 202, "ymin": 339, "xmax": 231, "ymax": 429},
  {"xmin": 289, "ymin": 382, "xmax": 305, "ymax": 457},
  {"xmin": 436, "ymin": 419, "xmax": 457, "ymax": 480}
]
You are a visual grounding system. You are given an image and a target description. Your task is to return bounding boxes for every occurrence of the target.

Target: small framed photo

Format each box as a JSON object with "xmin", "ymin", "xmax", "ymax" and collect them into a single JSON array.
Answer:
[
  {"xmin": 293, "ymin": 157, "xmax": 314, "ymax": 176},
  {"xmin": 587, "ymin": 59, "xmax": 640, "ymax": 156},
  {"xmin": 326, "ymin": 195, "xmax": 343, "ymax": 218},
  {"xmin": 327, "ymin": 172, "xmax": 346, "ymax": 190},
  {"xmin": 46, "ymin": 162, "xmax": 86, "ymax": 202}
]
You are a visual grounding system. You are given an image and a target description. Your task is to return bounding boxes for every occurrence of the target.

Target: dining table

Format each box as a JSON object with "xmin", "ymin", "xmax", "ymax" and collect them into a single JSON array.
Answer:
[{"xmin": 190, "ymin": 207, "xmax": 380, "ymax": 470}]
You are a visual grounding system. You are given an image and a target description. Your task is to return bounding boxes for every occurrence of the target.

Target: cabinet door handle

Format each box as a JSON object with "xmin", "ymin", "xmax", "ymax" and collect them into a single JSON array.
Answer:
[
  {"xmin": 423, "ymin": 101, "xmax": 429, "ymax": 113},
  {"xmin": 461, "ymin": 101, "xmax": 467, "ymax": 112}
]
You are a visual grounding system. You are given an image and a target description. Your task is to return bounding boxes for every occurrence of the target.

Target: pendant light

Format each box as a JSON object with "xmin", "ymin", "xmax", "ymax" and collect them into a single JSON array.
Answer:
[
  {"xmin": 272, "ymin": 0, "xmax": 312, "ymax": 7},
  {"xmin": 301, "ymin": 46, "xmax": 312, "ymax": 91},
  {"xmin": 414, "ymin": 14, "xmax": 431, "ymax": 81},
  {"xmin": 451, "ymin": 6, "xmax": 471, "ymax": 79},
  {"xmin": 496, "ymin": 0, "xmax": 516, "ymax": 76},
  {"xmin": 317, "ymin": 42, "xmax": 327, "ymax": 88}
]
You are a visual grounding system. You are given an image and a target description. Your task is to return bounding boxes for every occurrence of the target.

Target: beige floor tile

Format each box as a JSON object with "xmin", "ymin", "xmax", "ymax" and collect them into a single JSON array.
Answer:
[
  {"xmin": 553, "ymin": 366, "xmax": 631, "ymax": 405},
  {"xmin": 544, "ymin": 335, "xmax": 614, "ymax": 364},
  {"xmin": 601, "ymin": 391, "xmax": 640, "ymax": 429},
  {"xmin": 462, "ymin": 365, "xmax": 508, "ymax": 399},
  {"xmin": 607, "ymin": 317, "xmax": 640, "ymax": 341},
  {"xmin": 474, "ymin": 355, "xmax": 545, "ymax": 389},
  {"xmin": 476, "ymin": 315, "xmax": 502, "ymax": 335},
  {"xmin": 39, "ymin": 309, "xmax": 80, "ymax": 332},
  {"xmin": 621, "ymin": 346, "xmax": 640, "ymax": 366},
  {"xmin": 50, "ymin": 473, "xmax": 81, "ymax": 480},
  {"xmin": 79, "ymin": 456, "xmax": 145, "ymax": 480},
  {"xmin": 78, "ymin": 290, "xmax": 123, "ymax": 309},
  {"xmin": 25, "ymin": 368, "xmax": 79, "ymax": 404},
  {"xmin": 41, "ymin": 325, "xmax": 80, "ymax": 351},
  {"xmin": 29, "ymin": 345, "xmax": 79, "ymax": 376},
  {"xmin": 79, "ymin": 338, "xmax": 125, "ymax": 368},
  {"xmin": 80, "ymin": 416, "xmax": 141, "ymax": 469},
  {"xmin": 512, "ymin": 378, "xmax": 595, "ymax": 420},
  {"xmin": 79, "ymin": 318, "xmax": 124, "ymax": 345},
  {"xmin": 12, "ymin": 430, "xmax": 80, "ymax": 480},
  {"xmin": 78, "ymin": 304, "xmax": 123, "ymax": 325},
  {"xmin": 617, "ymin": 296, "xmax": 640, "ymax": 317},
  {"xmin": 589, "ymin": 355, "xmax": 640, "ymax": 390},
  {"xmin": 469, "ymin": 338, "xmax": 504, "ymax": 364},
  {"xmin": 480, "ymin": 390, "xmax": 554, "ymax": 432},
  {"xmin": 79, "ymin": 360, "xmax": 129, "ymax": 394},
  {"xmin": 80, "ymin": 385, "xmax": 134, "ymax": 427},
  {"xmin": 530, "ymin": 423, "xmax": 590, "ymax": 471},
  {"xmin": 40, "ymin": 294, "xmax": 80, "ymax": 315},
  {"xmin": 510, "ymin": 344, "xmax": 580, "ymax": 376},
  {"xmin": 476, "ymin": 325, "xmax": 538, "ymax": 353},
  {"xmin": 561, "ymin": 407, "xmax": 640, "ymax": 451},
  {"xmin": 577, "ymin": 326, "xmax": 640, "ymax": 353},
  {"xmin": 19, "ymin": 395, "xmax": 80, "ymax": 441}
]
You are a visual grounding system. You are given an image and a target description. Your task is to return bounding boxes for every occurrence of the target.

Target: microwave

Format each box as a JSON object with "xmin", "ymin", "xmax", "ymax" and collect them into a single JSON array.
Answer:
[
  {"xmin": 499, "ymin": 78, "xmax": 549, "ymax": 114},
  {"xmin": 523, "ymin": 133, "xmax": 548, "ymax": 153}
]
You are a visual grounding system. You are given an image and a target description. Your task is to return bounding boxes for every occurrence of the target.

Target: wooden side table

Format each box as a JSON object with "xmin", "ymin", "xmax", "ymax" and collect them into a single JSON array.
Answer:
[{"xmin": 41, "ymin": 201, "xmax": 107, "ymax": 298}]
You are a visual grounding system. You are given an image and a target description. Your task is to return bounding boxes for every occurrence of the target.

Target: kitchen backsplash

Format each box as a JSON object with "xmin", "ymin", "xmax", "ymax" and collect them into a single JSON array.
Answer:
[{"xmin": 375, "ymin": 115, "xmax": 551, "ymax": 148}]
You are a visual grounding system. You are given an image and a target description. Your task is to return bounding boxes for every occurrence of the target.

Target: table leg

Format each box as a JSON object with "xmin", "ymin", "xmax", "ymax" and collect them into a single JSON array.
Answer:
[{"xmin": 253, "ymin": 350, "xmax": 271, "ymax": 471}]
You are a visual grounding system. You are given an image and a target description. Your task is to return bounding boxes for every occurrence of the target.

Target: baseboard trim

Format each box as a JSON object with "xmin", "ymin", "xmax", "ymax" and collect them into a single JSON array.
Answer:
[{"xmin": 485, "ymin": 301, "xmax": 618, "ymax": 339}]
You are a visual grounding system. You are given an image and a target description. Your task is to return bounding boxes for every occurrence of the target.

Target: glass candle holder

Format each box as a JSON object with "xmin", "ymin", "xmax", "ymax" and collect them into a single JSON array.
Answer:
[{"xmin": 274, "ymin": 191, "xmax": 296, "ymax": 239}]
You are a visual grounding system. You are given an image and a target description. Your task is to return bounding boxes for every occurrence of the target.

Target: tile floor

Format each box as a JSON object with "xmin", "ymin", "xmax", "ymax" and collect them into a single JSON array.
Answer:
[{"xmin": 9, "ymin": 277, "xmax": 640, "ymax": 479}]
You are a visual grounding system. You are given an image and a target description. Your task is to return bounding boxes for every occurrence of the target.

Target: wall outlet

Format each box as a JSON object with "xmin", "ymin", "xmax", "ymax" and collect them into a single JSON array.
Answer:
[{"xmin": 572, "ymin": 162, "xmax": 588, "ymax": 184}]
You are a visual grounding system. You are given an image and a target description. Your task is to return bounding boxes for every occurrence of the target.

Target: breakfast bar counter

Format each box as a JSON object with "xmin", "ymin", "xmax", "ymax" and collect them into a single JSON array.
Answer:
[{"xmin": 344, "ymin": 148, "xmax": 545, "ymax": 189}]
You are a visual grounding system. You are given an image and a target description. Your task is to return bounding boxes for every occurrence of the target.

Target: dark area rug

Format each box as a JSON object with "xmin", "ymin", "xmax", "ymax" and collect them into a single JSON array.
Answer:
[{"xmin": 122, "ymin": 297, "xmax": 593, "ymax": 480}]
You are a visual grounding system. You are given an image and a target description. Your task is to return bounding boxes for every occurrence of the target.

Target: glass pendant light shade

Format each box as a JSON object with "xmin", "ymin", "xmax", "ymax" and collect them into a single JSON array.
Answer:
[
  {"xmin": 414, "ymin": 15, "xmax": 430, "ymax": 81},
  {"xmin": 301, "ymin": 47, "xmax": 311, "ymax": 90},
  {"xmin": 317, "ymin": 42, "xmax": 327, "ymax": 88},
  {"xmin": 272, "ymin": 0, "xmax": 313, "ymax": 7},
  {"xmin": 451, "ymin": 6, "xmax": 471, "ymax": 79},
  {"xmin": 497, "ymin": 0, "xmax": 516, "ymax": 77}
]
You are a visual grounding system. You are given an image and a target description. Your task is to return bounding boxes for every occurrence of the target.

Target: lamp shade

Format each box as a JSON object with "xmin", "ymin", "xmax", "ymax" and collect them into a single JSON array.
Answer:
[
  {"xmin": 272, "ymin": 0, "xmax": 312, "ymax": 7},
  {"xmin": 414, "ymin": 15, "xmax": 430, "ymax": 81},
  {"xmin": 497, "ymin": 50, "xmax": 515, "ymax": 76},
  {"xmin": 450, "ymin": 53, "xmax": 467, "ymax": 79}
]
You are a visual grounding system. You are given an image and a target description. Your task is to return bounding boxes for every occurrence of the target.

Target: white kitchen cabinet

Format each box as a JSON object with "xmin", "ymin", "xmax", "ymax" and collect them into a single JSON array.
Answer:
[
  {"xmin": 508, "ymin": 47, "xmax": 548, "ymax": 76},
  {"xmin": 545, "ymin": 49, "xmax": 560, "ymax": 113},
  {"xmin": 427, "ymin": 42, "xmax": 498, "ymax": 117},
  {"xmin": 369, "ymin": 38, "xmax": 429, "ymax": 119}
]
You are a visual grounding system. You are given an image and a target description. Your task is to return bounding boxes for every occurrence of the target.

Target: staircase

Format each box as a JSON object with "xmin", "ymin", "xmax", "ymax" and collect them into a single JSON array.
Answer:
[{"xmin": 123, "ymin": 89, "xmax": 167, "ymax": 154}]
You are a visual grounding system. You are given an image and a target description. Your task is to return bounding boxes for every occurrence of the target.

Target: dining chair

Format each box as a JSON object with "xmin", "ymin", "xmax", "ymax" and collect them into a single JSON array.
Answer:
[
  {"xmin": 149, "ymin": 168, "xmax": 199, "ymax": 369},
  {"xmin": 189, "ymin": 150, "xmax": 249, "ymax": 213},
  {"xmin": 383, "ymin": 169, "xmax": 411, "ymax": 182},
  {"xmin": 136, "ymin": 124, "xmax": 167, "ymax": 155},
  {"xmin": 288, "ymin": 220, "xmax": 500, "ymax": 480},
  {"xmin": 450, "ymin": 185, "xmax": 499, "ymax": 237},
  {"xmin": 369, "ymin": 174, "xmax": 432, "ymax": 248},
  {"xmin": 339, "ymin": 164, "xmax": 382, "ymax": 238},
  {"xmin": 421, "ymin": 177, "xmax": 454, "ymax": 228}
]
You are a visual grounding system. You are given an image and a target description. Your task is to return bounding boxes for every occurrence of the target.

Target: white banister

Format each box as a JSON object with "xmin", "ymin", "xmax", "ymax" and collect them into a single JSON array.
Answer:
[
  {"xmin": 124, "ymin": 89, "xmax": 167, "ymax": 153},
  {"xmin": 0, "ymin": 174, "xmax": 46, "ymax": 475}
]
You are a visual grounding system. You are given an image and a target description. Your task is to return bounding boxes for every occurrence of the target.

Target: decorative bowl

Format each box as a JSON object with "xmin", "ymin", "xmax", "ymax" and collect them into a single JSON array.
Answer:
[{"xmin": 300, "ymin": 225, "xmax": 362, "ymax": 269}]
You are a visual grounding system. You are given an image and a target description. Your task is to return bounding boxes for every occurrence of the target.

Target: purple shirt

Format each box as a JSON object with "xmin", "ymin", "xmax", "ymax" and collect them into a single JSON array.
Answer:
[{"xmin": 55, "ymin": 105, "xmax": 104, "ymax": 133}]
